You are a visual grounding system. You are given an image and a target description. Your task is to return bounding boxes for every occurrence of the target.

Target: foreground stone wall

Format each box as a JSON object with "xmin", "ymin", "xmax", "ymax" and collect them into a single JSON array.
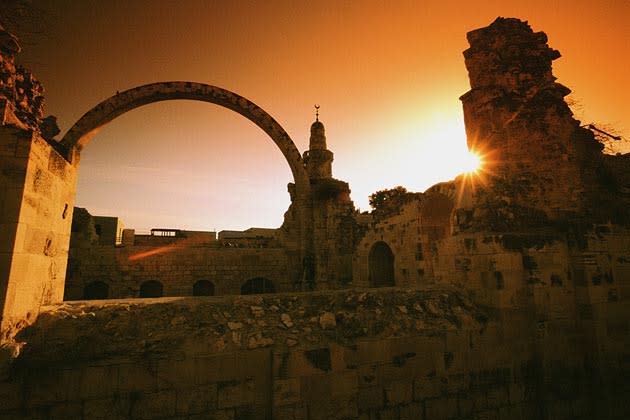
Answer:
[
  {"xmin": 0, "ymin": 118, "xmax": 76, "ymax": 337},
  {"xmin": 1, "ymin": 287, "xmax": 629, "ymax": 419}
]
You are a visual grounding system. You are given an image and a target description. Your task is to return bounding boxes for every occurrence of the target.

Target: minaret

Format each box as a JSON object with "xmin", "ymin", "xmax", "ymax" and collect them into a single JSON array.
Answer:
[{"xmin": 303, "ymin": 105, "xmax": 333, "ymax": 179}]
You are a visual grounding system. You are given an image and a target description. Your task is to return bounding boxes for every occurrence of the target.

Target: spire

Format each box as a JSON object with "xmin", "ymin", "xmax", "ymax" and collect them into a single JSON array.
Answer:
[{"xmin": 309, "ymin": 105, "xmax": 326, "ymax": 150}]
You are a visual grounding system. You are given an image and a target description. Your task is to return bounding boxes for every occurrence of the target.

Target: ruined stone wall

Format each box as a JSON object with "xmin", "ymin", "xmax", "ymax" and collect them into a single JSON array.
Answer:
[
  {"xmin": 309, "ymin": 179, "xmax": 357, "ymax": 290},
  {"xmin": 459, "ymin": 18, "xmax": 623, "ymax": 226},
  {"xmin": 352, "ymin": 184, "xmax": 456, "ymax": 288},
  {"xmin": 0, "ymin": 120, "xmax": 76, "ymax": 337},
  {"xmin": 1, "ymin": 288, "xmax": 629, "ymax": 419},
  {"xmin": 65, "ymin": 242, "xmax": 291, "ymax": 300}
]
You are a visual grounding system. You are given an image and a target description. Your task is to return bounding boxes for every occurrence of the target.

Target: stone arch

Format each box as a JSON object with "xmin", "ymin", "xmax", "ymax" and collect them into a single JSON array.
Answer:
[
  {"xmin": 139, "ymin": 280, "xmax": 163, "ymax": 298},
  {"xmin": 83, "ymin": 281, "xmax": 109, "ymax": 300},
  {"xmin": 59, "ymin": 82, "xmax": 308, "ymax": 189},
  {"xmin": 241, "ymin": 277, "xmax": 275, "ymax": 295},
  {"xmin": 369, "ymin": 241, "xmax": 395, "ymax": 287},
  {"xmin": 193, "ymin": 280, "xmax": 215, "ymax": 296}
]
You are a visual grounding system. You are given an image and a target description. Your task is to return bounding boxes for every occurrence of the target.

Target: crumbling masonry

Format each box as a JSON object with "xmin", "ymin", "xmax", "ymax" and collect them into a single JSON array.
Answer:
[{"xmin": 1, "ymin": 18, "xmax": 629, "ymax": 420}]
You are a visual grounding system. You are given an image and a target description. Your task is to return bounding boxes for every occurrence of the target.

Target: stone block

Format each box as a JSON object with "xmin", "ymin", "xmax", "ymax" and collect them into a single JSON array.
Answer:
[
  {"xmin": 175, "ymin": 384, "xmax": 217, "ymax": 415},
  {"xmin": 446, "ymin": 372, "xmax": 469, "ymax": 394},
  {"xmin": 330, "ymin": 371, "xmax": 358, "ymax": 397},
  {"xmin": 47, "ymin": 402, "xmax": 81, "ymax": 419},
  {"xmin": 508, "ymin": 382, "xmax": 525, "ymax": 404},
  {"xmin": 424, "ymin": 396, "xmax": 457, "ymax": 419},
  {"xmin": 117, "ymin": 363, "xmax": 157, "ymax": 393},
  {"xmin": 300, "ymin": 374, "xmax": 330, "ymax": 403},
  {"xmin": 273, "ymin": 378, "xmax": 301, "ymax": 406},
  {"xmin": 217, "ymin": 379, "xmax": 255, "ymax": 409},
  {"xmin": 486, "ymin": 386, "xmax": 508, "ymax": 408},
  {"xmin": 343, "ymin": 344, "xmax": 359, "ymax": 369},
  {"xmin": 376, "ymin": 406, "xmax": 398, "ymax": 420},
  {"xmin": 130, "ymin": 390, "xmax": 177, "ymax": 420},
  {"xmin": 0, "ymin": 382, "xmax": 21, "ymax": 410},
  {"xmin": 356, "ymin": 386, "xmax": 384, "ymax": 410},
  {"xmin": 83, "ymin": 395, "xmax": 131, "ymax": 420},
  {"xmin": 474, "ymin": 408, "xmax": 500, "ymax": 420},
  {"xmin": 307, "ymin": 397, "xmax": 358, "ymax": 420},
  {"xmin": 384, "ymin": 380, "xmax": 413, "ymax": 406},
  {"xmin": 458, "ymin": 393, "xmax": 474, "ymax": 418},
  {"xmin": 498, "ymin": 404, "xmax": 525, "ymax": 420},
  {"xmin": 413, "ymin": 376, "xmax": 443, "ymax": 400},
  {"xmin": 212, "ymin": 409, "xmax": 235, "ymax": 420},
  {"xmin": 356, "ymin": 340, "xmax": 389, "ymax": 364},
  {"xmin": 399, "ymin": 402, "xmax": 423, "ymax": 420},
  {"xmin": 79, "ymin": 365, "xmax": 119, "ymax": 399},
  {"xmin": 157, "ymin": 359, "xmax": 198, "ymax": 388}
]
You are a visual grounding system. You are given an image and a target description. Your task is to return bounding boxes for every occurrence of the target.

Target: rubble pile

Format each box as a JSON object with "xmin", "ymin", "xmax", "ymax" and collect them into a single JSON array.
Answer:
[{"xmin": 13, "ymin": 288, "xmax": 487, "ymax": 365}]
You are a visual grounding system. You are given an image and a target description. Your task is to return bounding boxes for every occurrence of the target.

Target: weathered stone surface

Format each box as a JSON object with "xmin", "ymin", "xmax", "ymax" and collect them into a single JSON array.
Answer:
[{"xmin": 459, "ymin": 17, "xmax": 630, "ymax": 228}]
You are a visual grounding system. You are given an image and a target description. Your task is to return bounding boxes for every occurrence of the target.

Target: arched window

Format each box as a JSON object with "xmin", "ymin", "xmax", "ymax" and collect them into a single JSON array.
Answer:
[
  {"xmin": 241, "ymin": 277, "xmax": 275, "ymax": 295},
  {"xmin": 83, "ymin": 281, "xmax": 109, "ymax": 300},
  {"xmin": 139, "ymin": 280, "xmax": 163, "ymax": 298},
  {"xmin": 369, "ymin": 241, "xmax": 395, "ymax": 287},
  {"xmin": 494, "ymin": 271, "xmax": 504, "ymax": 289},
  {"xmin": 193, "ymin": 280, "xmax": 215, "ymax": 296}
]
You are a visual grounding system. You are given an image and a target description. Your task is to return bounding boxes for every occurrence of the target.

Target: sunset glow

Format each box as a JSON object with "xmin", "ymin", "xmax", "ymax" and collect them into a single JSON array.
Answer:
[
  {"xmin": 460, "ymin": 150, "xmax": 483, "ymax": 175},
  {"xmin": 11, "ymin": 1, "xmax": 628, "ymax": 231}
]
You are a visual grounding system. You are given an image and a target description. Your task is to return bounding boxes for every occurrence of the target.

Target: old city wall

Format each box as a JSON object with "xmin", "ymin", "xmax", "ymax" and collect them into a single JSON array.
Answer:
[
  {"xmin": 352, "ymin": 184, "xmax": 455, "ymax": 288},
  {"xmin": 1, "ymin": 288, "xmax": 628, "ymax": 420},
  {"xmin": 64, "ymin": 241, "xmax": 291, "ymax": 300},
  {"xmin": 0, "ymin": 112, "xmax": 77, "ymax": 337}
]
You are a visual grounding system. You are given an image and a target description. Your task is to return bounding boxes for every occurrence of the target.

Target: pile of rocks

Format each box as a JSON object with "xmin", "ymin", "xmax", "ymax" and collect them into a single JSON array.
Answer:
[{"xmin": 12, "ymin": 287, "xmax": 487, "ymax": 365}]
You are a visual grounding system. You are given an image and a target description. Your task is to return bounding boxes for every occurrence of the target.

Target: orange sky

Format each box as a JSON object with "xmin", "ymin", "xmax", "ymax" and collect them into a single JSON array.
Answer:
[{"xmin": 15, "ymin": 0, "xmax": 630, "ymax": 231}]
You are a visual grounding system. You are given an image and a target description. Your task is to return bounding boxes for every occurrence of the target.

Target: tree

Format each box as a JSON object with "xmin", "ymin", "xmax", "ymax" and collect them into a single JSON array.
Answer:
[
  {"xmin": 369, "ymin": 186, "xmax": 409, "ymax": 211},
  {"xmin": 368, "ymin": 186, "xmax": 420, "ymax": 220}
]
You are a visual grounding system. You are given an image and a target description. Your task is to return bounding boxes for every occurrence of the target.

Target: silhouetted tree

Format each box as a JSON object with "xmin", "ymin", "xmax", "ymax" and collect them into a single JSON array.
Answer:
[{"xmin": 369, "ymin": 186, "xmax": 420, "ymax": 220}]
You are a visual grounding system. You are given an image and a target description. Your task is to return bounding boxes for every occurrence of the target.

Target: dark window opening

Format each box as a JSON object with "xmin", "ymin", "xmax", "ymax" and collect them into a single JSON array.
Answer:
[
  {"xmin": 139, "ymin": 280, "xmax": 163, "ymax": 298},
  {"xmin": 193, "ymin": 280, "xmax": 215, "ymax": 296},
  {"xmin": 522, "ymin": 255, "xmax": 537, "ymax": 270},
  {"xmin": 551, "ymin": 274, "xmax": 563, "ymax": 287},
  {"xmin": 241, "ymin": 277, "xmax": 275, "ymax": 295},
  {"xmin": 415, "ymin": 243, "xmax": 423, "ymax": 260},
  {"xmin": 368, "ymin": 241, "xmax": 395, "ymax": 287},
  {"xmin": 83, "ymin": 281, "xmax": 109, "ymax": 300},
  {"xmin": 495, "ymin": 271, "xmax": 504, "ymax": 290}
]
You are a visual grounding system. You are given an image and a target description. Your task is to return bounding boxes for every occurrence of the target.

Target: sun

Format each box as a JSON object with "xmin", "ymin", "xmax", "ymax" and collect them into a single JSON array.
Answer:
[{"xmin": 460, "ymin": 150, "xmax": 483, "ymax": 175}]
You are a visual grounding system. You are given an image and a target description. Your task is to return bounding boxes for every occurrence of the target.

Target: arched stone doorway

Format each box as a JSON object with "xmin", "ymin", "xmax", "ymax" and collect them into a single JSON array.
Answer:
[
  {"xmin": 369, "ymin": 241, "xmax": 395, "ymax": 287},
  {"xmin": 241, "ymin": 277, "xmax": 275, "ymax": 295},
  {"xmin": 139, "ymin": 280, "xmax": 164, "ymax": 298},
  {"xmin": 193, "ymin": 280, "xmax": 215, "ymax": 296},
  {"xmin": 83, "ymin": 281, "xmax": 109, "ymax": 300}
]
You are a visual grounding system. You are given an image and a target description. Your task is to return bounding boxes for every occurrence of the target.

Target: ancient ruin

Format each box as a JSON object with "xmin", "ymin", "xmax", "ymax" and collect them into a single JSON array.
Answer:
[{"xmin": 1, "ymin": 17, "xmax": 629, "ymax": 420}]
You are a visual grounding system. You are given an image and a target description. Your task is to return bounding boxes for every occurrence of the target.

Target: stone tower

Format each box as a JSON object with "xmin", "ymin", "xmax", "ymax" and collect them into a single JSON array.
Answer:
[
  {"xmin": 303, "ymin": 113, "xmax": 333, "ymax": 180},
  {"xmin": 457, "ymin": 17, "xmax": 626, "ymax": 229}
]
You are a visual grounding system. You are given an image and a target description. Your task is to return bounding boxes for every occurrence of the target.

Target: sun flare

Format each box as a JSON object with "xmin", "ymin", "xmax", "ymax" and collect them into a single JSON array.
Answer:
[{"xmin": 461, "ymin": 150, "xmax": 483, "ymax": 175}]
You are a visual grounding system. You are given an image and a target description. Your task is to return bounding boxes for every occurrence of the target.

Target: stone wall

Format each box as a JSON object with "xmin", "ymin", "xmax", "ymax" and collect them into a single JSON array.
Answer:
[
  {"xmin": 65, "ymin": 235, "xmax": 291, "ymax": 300},
  {"xmin": 352, "ymin": 183, "xmax": 455, "ymax": 288},
  {"xmin": 459, "ymin": 17, "xmax": 630, "ymax": 227},
  {"xmin": 1, "ymin": 287, "xmax": 629, "ymax": 419},
  {"xmin": 0, "ymin": 116, "xmax": 77, "ymax": 338}
]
